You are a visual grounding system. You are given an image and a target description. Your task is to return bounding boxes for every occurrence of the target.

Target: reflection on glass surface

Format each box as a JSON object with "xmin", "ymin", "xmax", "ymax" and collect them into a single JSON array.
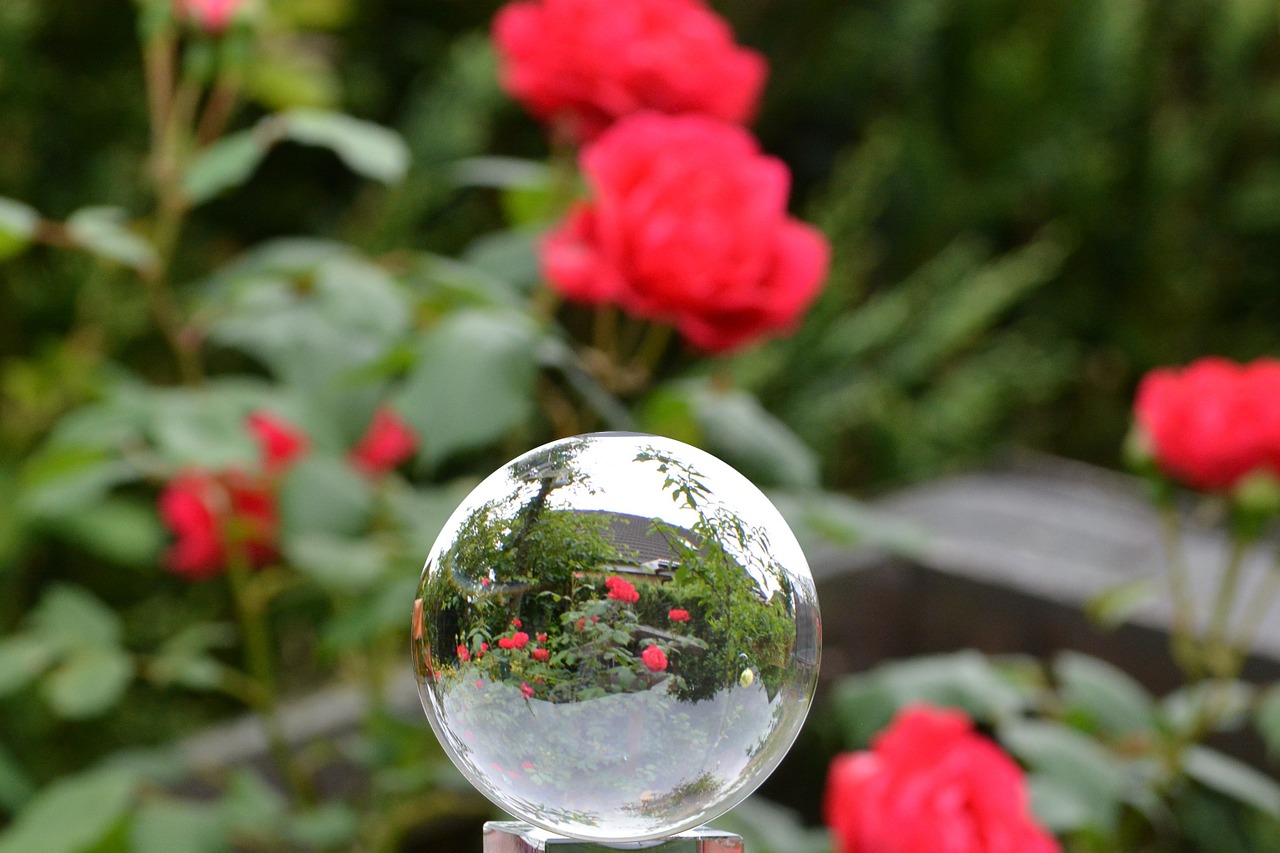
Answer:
[{"xmin": 413, "ymin": 433, "xmax": 821, "ymax": 842}]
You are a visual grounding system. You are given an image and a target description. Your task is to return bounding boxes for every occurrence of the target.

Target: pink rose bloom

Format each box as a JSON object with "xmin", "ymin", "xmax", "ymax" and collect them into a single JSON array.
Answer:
[
  {"xmin": 640, "ymin": 645, "xmax": 668, "ymax": 672},
  {"xmin": 543, "ymin": 113, "xmax": 829, "ymax": 353},
  {"xmin": 825, "ymin": 705, "xmax": 1059, "ymax": 853},
  {"xmin": 350, "ymin": 405, "xmax": 418, "ymax": 477},
  {"xmin": 520, "ymin": 682, "xmax": 535, "ymax": 699},
  {"xmin": 492, "ymin": 0, "xmax": 766, "ymax": 142},
  {"xmin": 605, "ymin": 576, "xmax": 640, "ymax": 604},
  {"xmin": 1134, "ymin": 357, "xmax": 1280, "ymax": 492},
  {"xmin": 246, "ymin": 411, "xmax": 309, "ymax": 474}
]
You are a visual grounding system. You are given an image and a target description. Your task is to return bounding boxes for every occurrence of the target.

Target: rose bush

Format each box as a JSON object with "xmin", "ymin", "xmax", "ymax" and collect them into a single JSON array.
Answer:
[
  {"xmin": 1133, "ymin": 357, "xmax": 1280, "ymax": 492},
  {"xmin": 824, "ymin": 705, "xmax": 1058, "ymax": 853},
  {"xmin": 543, "ymin": 112, "xmax": 830, "ymax": 352},
  {"xmin": 492, "ymin": 0, "xmax": 766, "ymax": 142}
]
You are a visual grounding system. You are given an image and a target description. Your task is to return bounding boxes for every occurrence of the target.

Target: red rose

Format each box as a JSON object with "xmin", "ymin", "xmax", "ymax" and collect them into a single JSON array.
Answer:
[
  {"xmin": 640, "ymin": 645, "xmax": 667, "ymax": 672},
  {"xmin": 520, "ymin": 682, "xmax": 535, "ymax": 699},
  {"xmin": 824, "ymin": 705, "xmax": 1059, "ymax": 853},
  {"xmin": 350, "ymin": 406, "xmax": 418, "ymax": 477},
  {"xmin": 1134, "ymin": 357, "xmax": 1280, "ymax": 492},
  {"xmin": 543, "ymin": 113, "xmax": 829, "ymax": 353},
  {"xmin": 158, "ymin": 470, "xmax": 278, "ymax": 580},
  {"xmin": 668, "ymin": 608, "xmax": 690, "ymax": 622},
  {"xmin": 457, "ymin": 644, "xmax": 471, "ymax": 662},
  {"xmin": 532, "ymin": 647, "xmax": 550, "ymax": 662},
  {"xmin": 492, "ymin": 0, "xmax": 766, "ymax": 142},
  {"xmin": 499, "ymin": 631, "xmax": 531, "ymax": 650},
  {"xmin": 246, "ymin": 411, "xmax": 309, "ymax": 474},
  {"xmin": 605, "ymin": 576, "xmax": 640, "ymax": 604},
  {"xmin": 175, "ymin": 0, "xmax": 243, "ymax": 33}
]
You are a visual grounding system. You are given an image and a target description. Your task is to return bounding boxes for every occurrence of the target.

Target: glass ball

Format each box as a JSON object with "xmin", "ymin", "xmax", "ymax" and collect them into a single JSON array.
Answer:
[{"xmin": 411, "ymin": 433, "xmax": 821, "ymax": 842}]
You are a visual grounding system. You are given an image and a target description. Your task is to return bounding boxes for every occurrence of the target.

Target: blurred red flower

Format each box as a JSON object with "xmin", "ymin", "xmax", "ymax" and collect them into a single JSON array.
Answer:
[
  {"xmin": 492, "ymin": 0, "xmax": 765, "ymax": 142},
  {"xmin": 640, "ymin": 645, "xmax": 667, "ymax": 672},
  {"xmin": 1134, "ymin": 357, "xmax": 1280, "ymax": 492},
  {"xmin": 543, "ymin": 113, "xmax": 829, "ymax": 353},
  {"xmin": 246, "ymin": 411, "xmax": 309, "ymax": 474},
  {"xmin": 158, "ymin": 470, "xmax": 278, "ymax": 581},
  {"xmin": 668, "ymin": 608, "xmax": 690, "ymax": 622},
  {"xmin": 532, "ymin": 647, "xmax": 550, "ymax": 662},
  {"xmin": 457, "ymin": 644, "xmax": 471, "ymax": 661},
  {"xmin": 824, "ymin": 705, "xmax": 1058, "ymax": 853},
  {"xmin": 176, "ymin": 0, "xmax": 242, "ymax": 33},
  {"xmin": 350, "ymin": 406, "xmax": 418, "ymax": 477},
  {"xmin": 605, "ymin": 575, "xmax": 640, "ymax": 604},
  {"xmin": 520, "ymin": 682, "xmax": 535, "ymax": 699},
  {"xmin": 499, "ymin": 631, "xmax": 531, "ymax": 650}
]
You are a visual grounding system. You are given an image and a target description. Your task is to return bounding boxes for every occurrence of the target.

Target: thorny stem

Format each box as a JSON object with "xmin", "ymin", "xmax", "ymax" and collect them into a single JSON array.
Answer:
[{"xmin": 225, "ymin": 548, "xmax": 315, "ymax": 805}]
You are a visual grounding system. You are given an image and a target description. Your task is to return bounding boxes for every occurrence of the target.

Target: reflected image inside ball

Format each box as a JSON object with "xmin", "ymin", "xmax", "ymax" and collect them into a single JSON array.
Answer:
[{"xmin": 412, "ymin": 433, "xmax": 821, "ymax": 842}]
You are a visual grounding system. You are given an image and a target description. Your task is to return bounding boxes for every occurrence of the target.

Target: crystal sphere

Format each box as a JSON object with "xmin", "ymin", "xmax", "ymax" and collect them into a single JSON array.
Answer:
[{"xmin": 411, "ymin": 433, "xmax": 821, "ymax": 842}]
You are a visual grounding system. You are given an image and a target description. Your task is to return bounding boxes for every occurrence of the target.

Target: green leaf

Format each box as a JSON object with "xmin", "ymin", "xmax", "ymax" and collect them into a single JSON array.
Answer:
[
  {"xmin": 0, "ymin": 767, "xmax": 136, "ymax": 853},
  {"xmin": 0, "ymin": 741, "xmax": 35, "ymax": 814},
  {"xmin": 280, "ymin": 457, "xmax": 374, "ymax": 538},
  {"xmin": 1055, "ymin": 651, "xmax": 1156, "ymax": 738},
  {"xmin": 285, "ymin": 533, "xmax": 388, "ymax": 593},
  {"xmin": 282, "ymin": 109, "xmax": 410, "ymax": 184},
  {"xmin": 876, "ymin": 651, "xmax": 1034, "ymax": 723},
  {"xmin": 395, "ymin": 310, "xmax": 540, "ymax": 467},
  {"xmin": 1184, "ymin": 745, "xmax": 1280, "ymax": 818},
  {"xmin": 285, "ymin": 803, "xmax": 359, "ymax": 847},
  {"xmin": 1085, "ymin": 578, "xmax": 1159, "ymax": 629},
  {"xmin": 1001, "ymin": 719, "xmax": 1125, "ymax": 834},
  {"xmin": 1163, "ymin": 681, "xmax": 1255, "ymax": 736},
  {"xmin": 220, "ymin": 770, "xmax": 286, "ymax": 836},
  {"xmin": 29, "ymin": 584, "xmax": 122, "ymax": 651},
  {"xmin": 651, "ymin": 380, "xmax": 821, "ymax": 489},
  {"xmin": 65, "ymin": 207, "xmax": 158, "ymax": 271},
  {"xmin": 183, "ymin": 131, "xmax": 270, "ymax": 204},
  {"xmin": 42, "ymin": 646, "xmax": 135, "ymax": 719},
  {"xmin": 130, "ymin": 800, "xmax": 228, "ymax": 853},
  {"xmin": 386, "ymin": 479, "xmax": 481, "ymax": 555},
  {"xmin": 0, "ymin": 637, "xmax": 54, "ymax": 698},
  {"xmin": 0, "ymin": 197, "xmax": 39, "ymax": 261},
  {"xmin": 149, "ymin": 623, "xmax": 236, "ymax": 692},
  {"xmin": 828, "ymin": 675, "xmax": 898, "ymax": 747},
  {"xmin": 146, "ymin": 385, "xmax": 266, "ymax": 468},
  {"xmin": 1255, "ymin": 685, "xmax": 1280, "ymax": 759},
  {"xmin": 19, "ymin": 446, "xmax": 137, "ymax": 519},
  {"xmin": 51, "ymin": 497, "xmax": 164, "ymax": 568},
  {"xmin": 1026, "ymin": 772, "xmax": 1099, "ymax": 832}
]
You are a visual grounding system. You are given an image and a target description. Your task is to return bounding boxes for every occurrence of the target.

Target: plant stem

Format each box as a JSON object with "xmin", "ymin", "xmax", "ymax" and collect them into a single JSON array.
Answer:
[
  {"xmin": 225, "ymin": 552, "xmax": 314, "ymax": 805},
  {"xmin": 1157, "ymin": 503, "xmax": 1203, "ymax": 679},
  {"xmin": 1229, "ymin": 557, "xmax": 1280, "ymax": 673},
  {"xmin": 1205, "ymin": 535, "xmax": 1250, "ymax": 678}
]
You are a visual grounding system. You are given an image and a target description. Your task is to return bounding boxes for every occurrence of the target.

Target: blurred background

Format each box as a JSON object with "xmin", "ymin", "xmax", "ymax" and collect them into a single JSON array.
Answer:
[{"xmin": 4, "ymin": 0, "xmax": 1280, "ymax": 850}]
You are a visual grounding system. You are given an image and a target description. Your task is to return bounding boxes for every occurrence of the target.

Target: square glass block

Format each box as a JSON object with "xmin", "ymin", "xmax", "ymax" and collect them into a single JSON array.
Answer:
[{"xmin": 482, "ymin": 822, "xmax": 744, "ymax": 852}]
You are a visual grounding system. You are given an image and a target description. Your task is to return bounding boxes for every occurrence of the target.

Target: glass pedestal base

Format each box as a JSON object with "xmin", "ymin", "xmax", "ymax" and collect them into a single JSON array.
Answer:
[{"xmin": 482, "ymin": 822, "xmax": 744, "ymax": 852}]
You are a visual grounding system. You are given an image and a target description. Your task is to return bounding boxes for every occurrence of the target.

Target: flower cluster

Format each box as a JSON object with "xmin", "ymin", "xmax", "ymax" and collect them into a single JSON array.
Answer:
[
  {"xmin": 824, "ymin": 705, "xmax": 1058, "ymax": 853},
  {"xmin": 604, "ymin": 575, "xmax": 639, "ymax": 604},
  {"xmin": 493, "ymin": 0, "xmax": 829, "ymax": 353},
  {"xmin": 1133, "ymin": 357, "xmax": 1280, "ymax": 493},
  {"xmin": 158, "ymin": 405, "xmax": 417, "ymax": 581}
]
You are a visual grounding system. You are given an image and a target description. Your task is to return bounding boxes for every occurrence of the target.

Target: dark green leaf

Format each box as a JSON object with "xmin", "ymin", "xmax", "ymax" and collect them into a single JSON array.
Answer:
[
  {"xmin": 0, "ymin": 767, "xmax": 136, "ymax": 853},
  {"xmin": 183, "ymin": 131, "xmax": 270, "ymax": 204},
  {"xmin": 395, "ymin": 310, "xmax": 540, "ymax": 467},
  {"xmin": 282, "ymin": 109, "xmax": 410, "ymax": 184},
  {"xmin": 51, "ymin": 497, "xmax": 164, "ymax": 568},
  {"xmin": 1001, "ymin": 719, "xmax": 1125, "ymax": 834},
  {"xmin": 19, "ymin": 446, "xmax": 136, "ymax": 519},
  {"xmin": 828, "ymin": 675, "xmax": 897, "ymax": 747},
  {"xmin": 65, "ymin": 207, "xmax": 157, "ymax": 271},
  {"xmin": 42, "ymin": 646, "xmax": 135, "ymax": 719},
  {"xmin": 0, "ymin": 742, "xmax": 35, "ymax": 814}
]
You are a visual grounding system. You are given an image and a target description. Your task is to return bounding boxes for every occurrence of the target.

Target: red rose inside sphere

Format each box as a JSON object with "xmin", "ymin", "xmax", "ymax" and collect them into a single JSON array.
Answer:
[
  {"xmin": 1134, "ymin": 357, "xmax": 1280, "ymax": 492},
  {"xmin": 492, "ymin": 0, "xmax": 766, "ymax": 142},
  {"xmin": 824, "ymin": 705, "xmax": 1059, "ymax": 853},
  {"xmin": 543, "ymin": 112, "xmax": 830, "ymax": 353}
]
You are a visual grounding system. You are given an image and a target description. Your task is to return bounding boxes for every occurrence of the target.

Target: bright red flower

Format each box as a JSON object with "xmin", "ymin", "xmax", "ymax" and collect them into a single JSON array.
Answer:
[
  {"xmin": 246, "ymin": 411, "xmax": 309, "ymax": 474},
  {"xmin": 824, "ymin": 705, "xmax": 1058, "ymax": 853},
  {"xmin": 1134, "ymin": 357, "xmax": 1280, "ymax": 492},
  {"xmin": 605, "ymin": 576, "xmax": 640, "ymax": 604},
  {"xmin": 457, "ymin": 644, "xmax": 471, "ymax": 662},
  {"xmin": 536, "ymin": 632, "xmax": 548, "ymax": 642},
  {"xmin": 350, "ymin": 406, "xmax": 418, "ymax": 477},
  {"xmin": 641, "ymin": 645, "xmax": 667, "ymax": 672},
  {"xmin": 176, "ymin": 0, "xmax": 243, "ymax": 33},
  {"xmin": 668, "ymin": 608, "xmax": 690, "ymax": 622},
  {"xmin": 499, "ymin": 631, "xmax": 531, "ymax": 650},
  {"xmin": 512, "ymin": 618, "xmax": 522, "ymax": 628},
  {"xmin": 158, "ymin": 470, "xmax": 278, "ymax": 581},
  {"xmin": 532, "ymin": 647, "xmax": 550, "ymax": 662},
  {"xmin": 543, "ymin": 113, "xmax": 829, "ymax": 353},
  {"xmin": 492, "ymin": 0, "xmax": 766, "ymax": 143}
]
